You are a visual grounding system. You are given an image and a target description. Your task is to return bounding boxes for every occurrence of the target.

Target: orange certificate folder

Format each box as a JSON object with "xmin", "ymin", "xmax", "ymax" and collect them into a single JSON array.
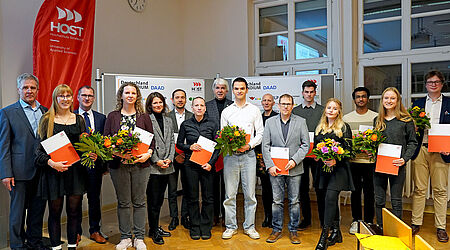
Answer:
[
  {"xmin": 376, "ymin": 143, "xmax": 402, "ymax": 175},
  {"xmin": 271, "ymin": 147, "xmax": 289, "ymax": 175},
  {"xmin": 41, "ymin": 131, "xmax": 80, "ymax": 165},
  {"xmin": 132, "ymin": 127, "xmax": 154, "ymax": 157},
  {"xmin": 428, "ymin": 124, "xmax": 450, "ymax": 152},
  {"xmin": 190, "ymin": 136, "xmax": 217, "ymax": 166},
  {"xmin": 306, "ymin": 132, "xmax": 314, "ymax": 158}
]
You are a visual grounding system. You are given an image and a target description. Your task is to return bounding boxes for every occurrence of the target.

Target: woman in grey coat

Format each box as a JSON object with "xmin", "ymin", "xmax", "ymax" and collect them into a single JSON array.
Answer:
[{"xmin": 145, "ymin": 92, "xmax": 175, "ymax": 245}]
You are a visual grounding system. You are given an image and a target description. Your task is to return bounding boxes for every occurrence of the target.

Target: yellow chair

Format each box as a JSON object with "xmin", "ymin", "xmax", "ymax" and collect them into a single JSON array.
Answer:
[
  {"xmin": 415, "ymin": 235, "xmax": 435, "ymax": 250},
  {"xmin": 382, "ymin": 208, "xmax": 412, "ymax": 248}
]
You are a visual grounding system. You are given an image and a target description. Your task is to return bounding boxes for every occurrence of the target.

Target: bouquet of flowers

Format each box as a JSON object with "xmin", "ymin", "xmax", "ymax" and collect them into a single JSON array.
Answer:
[
  {"xmin": 215, "ymin": 125, "xmax": 247, "ymax": 157},
  {"xmin": 310, "ymin": 138, "xmax": 351, "ymax": 173},
  {"xmin": 351, "ymin": 128, "xmax": 385, "ymax": 162},
  {"xmin": 408, "ymin": 106, "xmax": 431, "ymax": 135},
  {"xmin": 74, "ymin": 128, "xmax": 113, "ymax": 168},
  {"xmin": 110, "ymin": 129, "xmax": 141, "ymax": 164}
]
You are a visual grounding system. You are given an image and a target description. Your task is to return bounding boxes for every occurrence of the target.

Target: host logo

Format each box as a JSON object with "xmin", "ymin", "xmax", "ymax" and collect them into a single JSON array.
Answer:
[
  {"xmin": 51, "ymin": 7, "xmax": 84, "ymax": 37},
  {"xmin": 193, "ymin": 82, "xmax": 202, "ymax": 87}
]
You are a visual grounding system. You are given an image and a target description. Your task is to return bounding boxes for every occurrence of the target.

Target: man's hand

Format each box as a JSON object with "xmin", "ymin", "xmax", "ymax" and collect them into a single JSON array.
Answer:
[
  {"xmin": 237, "ymin": 144, "xmax": 250, "ymax": 153},
  {"xmin": 201, "ymin": 163, "xmax": 212, "ymax": 171},
  {"xmin": 285, "ymin": 160, "xmax": 296, "ymax": 170},
  {"xmin": 268, "ymin": 166, "xmax": 280, "ymax": 176},
  {"xmin": 2, "ymin": 177, "xmax": 15, "ymax": 191}
]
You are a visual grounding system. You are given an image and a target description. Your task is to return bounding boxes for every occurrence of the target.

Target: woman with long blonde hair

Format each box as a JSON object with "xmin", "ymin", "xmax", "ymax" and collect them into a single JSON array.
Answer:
[
  {"xmin": 35, "ymin": 84, "xmax": 89, "ymax": 250},
  {"xmin": 373, "ymin": 87, "xmax": 417, "ymax": 228},
  {"xmin": 314, "ymin": 98, "xmax": 353, "ymax": 250}
]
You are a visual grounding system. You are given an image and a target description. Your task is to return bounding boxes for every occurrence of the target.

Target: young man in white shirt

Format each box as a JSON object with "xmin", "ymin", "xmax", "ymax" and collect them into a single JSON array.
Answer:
[
  {"xmin": 220, "ymin": 77, "xmax": 264, "ymax": 240},
  {"xmin": 343, "ymin": 87, "xmax": 378, "ymax": 234}
]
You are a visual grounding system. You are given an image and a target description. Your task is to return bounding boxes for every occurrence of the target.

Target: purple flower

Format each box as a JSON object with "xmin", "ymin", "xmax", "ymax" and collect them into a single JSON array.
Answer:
[
  {"xmin": 129, "ymin": 133, "xmax": 132, "ymax": 137},
  {"xmin": 321, "ymin": 147, "xmax": 329, "ymax": 153},
  {"xmin": 332, "ymin": 146, "xmax": 339, "ymax": 153}
]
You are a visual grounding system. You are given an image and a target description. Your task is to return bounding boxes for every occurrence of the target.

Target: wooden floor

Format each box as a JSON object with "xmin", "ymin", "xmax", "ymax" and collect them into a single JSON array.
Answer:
[{"xmin": 55, "ymin": 194, "xmax": 449, "ymax": 249}]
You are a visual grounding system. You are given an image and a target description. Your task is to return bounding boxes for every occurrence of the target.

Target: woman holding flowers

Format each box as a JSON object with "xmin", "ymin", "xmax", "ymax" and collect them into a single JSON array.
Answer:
[
  {"xmin": 103, "ymin": 83, "xmax": 154, "ymax": 250},
  {"xmin": 35, "ymin": 84, "xmax": 88, "ymax": 250},
  {"xmin": 373, "ymin": 87, "xmax": 417, "ymax": 229},
  {"xmin": 313, "ymin": 98, "xmax": 353, "ymax": 250},
  {"xmin": 145, "ymin": 92, "xmax": 175, "ymax": 245}
]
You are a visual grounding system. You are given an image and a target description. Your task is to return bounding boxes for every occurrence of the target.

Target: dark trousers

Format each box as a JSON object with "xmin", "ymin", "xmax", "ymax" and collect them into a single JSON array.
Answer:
[
  {"xmin": 323, "ymin": 189, "xmax": 341, "ymax": 227},
  {"xmin": 8, "ymin": 173, "xmax": 46, "ymax": 249},
  {"xmin": 213, "ymin": 170, "xmax": 225, "ymax": 218},
  {"xmin": 374, "ymin": 166, "xmax": 406, "ymax": 226},
  {"xmin": 315, "ymin": 188, "xmax": 326, "ymax": 227},
  {"xmin": 259, "ymin": 172, "xmax": 273, "ymax": 218},
  {"xmin": 185, "ymin": 162, "xmax": 214, "ymax": 234},
  {"xmin": 299, "ymin": 158, "xmax": 318, "ymax": 224},
  {"xmin": 168, "ymin": 160, "xmax": 188, "ymax": 219},
  {"xmin": 77, "ymin": 167, "xmax": 104, "ymax": 235},
  {"xmin": 147, "ymin": 174, "xmax": 169, "ymax": 232},
  {"xmin": 350, "ymin": 162, "xmax": 375, "ymax": 223}
]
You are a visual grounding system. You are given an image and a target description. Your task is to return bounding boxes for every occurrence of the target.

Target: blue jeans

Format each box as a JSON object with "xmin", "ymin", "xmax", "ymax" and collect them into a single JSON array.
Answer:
[
  {"xmin": 223, "ymin": 150, "xmax": 257, "ymax": 230},
  {"xmin": 270, "ymin": 174, "xmax": 301, "ymax": 232}
]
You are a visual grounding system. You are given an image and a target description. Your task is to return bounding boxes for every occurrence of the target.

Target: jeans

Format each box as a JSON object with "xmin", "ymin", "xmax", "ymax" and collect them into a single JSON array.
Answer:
[
  {"xmin": 270, "ymin": 174, "xmax": 301, "ymax": 232},
  {"xmin": 110, "ymin": 166, "xmax": 151, "ymax": 240},
  {"xmin": 374, "ymin": 166, "xmax": 406, "ymax": 226},
  {"xmin": 184, "ymin": 162, "xmax": 214, "ymax": 234},
  {"xmin": 350, "ymin": 162, "xmax": 375, "ymax": 223},
  {"xmin": 223, "ymin": 150, "xmax": 257, "ymax": 230}
]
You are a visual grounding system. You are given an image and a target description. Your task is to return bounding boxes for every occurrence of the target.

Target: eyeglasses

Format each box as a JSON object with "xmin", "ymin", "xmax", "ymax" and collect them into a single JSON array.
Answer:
[
  {"xmin": 57, "ymin": 95, "xmax": 73, "ymax": 100},
  {"xmin": 279, "ymin": 103, "xmax": 293, "ymax": 107},
  {"xmin": 80, "ymin": 94, "xmax": 94, "ymax": 99},
  {"xmin": 426, "ymin": 80, "xmax": 443, "ymax": 85}
]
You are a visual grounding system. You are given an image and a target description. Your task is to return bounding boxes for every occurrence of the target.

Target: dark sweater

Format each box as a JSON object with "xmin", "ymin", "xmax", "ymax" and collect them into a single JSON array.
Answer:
[
  {"xmin": 374, "ymin": 117, "xmax": 418, "ymax": 163},
  {"xmin": 292, "ymin": 103, "xmax": 324, "ymax": 132},
  {"xmin": 154, "ymin": 112, "xmax": 164, "ymax": 137}
]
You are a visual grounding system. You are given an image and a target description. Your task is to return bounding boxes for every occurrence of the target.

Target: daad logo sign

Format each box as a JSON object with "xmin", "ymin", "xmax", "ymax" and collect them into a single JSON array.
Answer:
[{"xmin": 50, "ymin": 6, "xmax": 84, "ymax": 36}]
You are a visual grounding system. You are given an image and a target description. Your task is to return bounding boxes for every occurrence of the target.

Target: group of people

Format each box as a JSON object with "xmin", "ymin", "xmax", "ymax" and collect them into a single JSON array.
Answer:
[{"xmin": 0, "ymin": 71, "xmax": 448, "ymax": 250}]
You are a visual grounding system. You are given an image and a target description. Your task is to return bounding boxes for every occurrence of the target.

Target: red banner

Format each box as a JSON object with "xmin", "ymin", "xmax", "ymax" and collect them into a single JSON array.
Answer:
[{"xmin": 33, "ymin": 0, "xmax": 95, "ymax": 108}]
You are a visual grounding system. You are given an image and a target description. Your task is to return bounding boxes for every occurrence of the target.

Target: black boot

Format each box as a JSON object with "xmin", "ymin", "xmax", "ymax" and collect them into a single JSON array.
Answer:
[
  {"xmin": 315, "ymin": 227, "xmax": 329, "ymax": 250},
  {"xmin": 328, "ymin": 224, "xmax": 342, "ymax": 246}
]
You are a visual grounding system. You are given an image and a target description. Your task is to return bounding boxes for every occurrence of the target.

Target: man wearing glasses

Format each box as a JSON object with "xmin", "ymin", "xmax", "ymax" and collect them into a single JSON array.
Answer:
[
  {"xmin": 410, "ymin": 70, "xmax": 450, "ymax": 243},
  {"xmin": 262, "ymin": 94, "xmax": 309, "ymax": 244},
  {"xmin": 75, "ymin": 86, "xmax": 107, "ymax": 244}
]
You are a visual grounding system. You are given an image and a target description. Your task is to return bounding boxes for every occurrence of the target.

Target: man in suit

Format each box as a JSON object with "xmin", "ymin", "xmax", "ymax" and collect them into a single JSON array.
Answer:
[
  {"xmin": 262, "ymin": 94, "xmax": 310, "ymax": 244},
  {"xmin": 292, "ymin": 80, "xmax": 325, "ymax": 229},
  {"xmin": 0, "ymin": 73, "xmax": 48, "ymax": 250},
  {"xmin": 410, "ymin": 70, "xmax": 450, "ymax": 243},
  {"xmin": 167, "ymin": 89, "xmax": 193, "ymax": 230},
  {"xmin": 75, "ymin": 85, "xmax": 107, "ymax": 244},
  {"xmin": 205, "ymin": 78, "xmax": 233, "ymax": 225}
]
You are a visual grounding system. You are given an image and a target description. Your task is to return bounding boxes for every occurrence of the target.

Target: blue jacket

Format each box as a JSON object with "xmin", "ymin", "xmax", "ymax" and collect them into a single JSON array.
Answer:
[{"xmin": 411, "ymin": 95, "xmax": 450, "ymax": 163}]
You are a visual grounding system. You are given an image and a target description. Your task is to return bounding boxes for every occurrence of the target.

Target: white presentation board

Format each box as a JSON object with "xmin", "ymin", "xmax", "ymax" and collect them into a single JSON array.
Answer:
[
  {"xmin": 230, "ymin": 75, "xmax": 322, "ymax": 112},
  {"xmin": 114, "ymin": 76, "xmax": 205, "ymax": 111}
]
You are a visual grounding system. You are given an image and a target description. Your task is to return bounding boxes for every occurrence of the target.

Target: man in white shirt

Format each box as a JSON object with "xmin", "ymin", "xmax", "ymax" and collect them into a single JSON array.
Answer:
[
  {"xmin": 75, "ymin": 86, "xmax": 107, "ymax": 244},
  {"xmin": 220, "ymin": 77, "xmax": 264, "ymax": 240},
  {"xmin": 343, "ymin": 87, "xmax": 378, "ymax": 235},
  {"xmin": 411, "ymin": 70, "xmax": 450, "ymax": 243}
]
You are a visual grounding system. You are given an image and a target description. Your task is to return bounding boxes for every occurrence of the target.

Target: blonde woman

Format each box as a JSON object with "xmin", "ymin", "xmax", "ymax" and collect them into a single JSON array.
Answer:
[
  {"xmin": 35, "ymin": 84, "xmax": 88, "ymax": 250},
  {"xmin": 313, "ymin": 98, "xmax": 353, "ymax": 250},
  {"xmin": 373, "ymin": 87, "xmax": 417, "ymax": 229}
]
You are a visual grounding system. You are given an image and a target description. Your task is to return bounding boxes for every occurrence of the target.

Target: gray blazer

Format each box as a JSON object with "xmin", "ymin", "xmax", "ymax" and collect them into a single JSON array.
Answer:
[
  {"xmin": 262, "ymin": 114, "xmax": 310, "ymax": 176},
  {"xmin": 168, "ymin": 109, "xmax": 193, "ymax": 133},
  {"xmin": 205, "ymin": 98, "xmax": 233, "ymax": 126},
  {"xmin": 149, "ymin": 113, "xmax": 175, "ymax": 175}
]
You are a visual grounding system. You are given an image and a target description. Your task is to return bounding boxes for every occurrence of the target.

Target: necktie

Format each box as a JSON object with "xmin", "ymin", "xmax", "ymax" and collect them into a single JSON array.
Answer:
[{"xmin": 83, "ymin": 111, "xmax": 92, "ymax": 132}]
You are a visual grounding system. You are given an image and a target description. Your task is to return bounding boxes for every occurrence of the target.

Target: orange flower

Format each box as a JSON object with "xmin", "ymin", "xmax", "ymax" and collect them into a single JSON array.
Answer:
[
  {"xmin": 80, "ymin": 132, "xmax": 89, "ymax": 138},
  {"xmin": 116, "ymin": 138, "xmax": 123, "ymax": 145},
  {"xmin": 316, "ymin": 142, "xmax": 325, "ymax": 149},
  {"xmin": 419, "ymin": 112, "xmax": 426, "ymax": 118},
  {"xmin": 234, "ymin": 131, "xmax": 240, "ymax": 136},
  {"xmin": 371, "ymin": 134, "xmax": 378, "ymax": 141},
  {"xmin": 104, "ymin": 138, "xmax": 111, "ymax": 148},
  {"xmin": 337, "ymin": 147, "xmax": 344, "ymax": 155}
]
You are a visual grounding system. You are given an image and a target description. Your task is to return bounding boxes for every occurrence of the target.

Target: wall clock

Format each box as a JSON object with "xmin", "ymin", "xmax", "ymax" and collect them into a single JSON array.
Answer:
[{"xmin": 128, "ymin": 0, "xmax": 147, "ymax": 13}]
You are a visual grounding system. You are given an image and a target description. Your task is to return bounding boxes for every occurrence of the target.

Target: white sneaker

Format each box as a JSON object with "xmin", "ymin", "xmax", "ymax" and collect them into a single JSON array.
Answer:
[
  {"xmin": 116, "ymin": 238, "xmax": 132, "ymax": 250},
  {"xmin": 134, "ymin": 238, "xmax": 147, "ymax": 250},
  {"xmin": 222, "ymin": 228, "xmax": 237, "ymax": 239},
  {"xmin": 349, "ymin": 221, "xmax": 358, "ymax": 235},
  {"xmin": 244, "ymin": 228, "xmax": 260, "ymax": 239}
]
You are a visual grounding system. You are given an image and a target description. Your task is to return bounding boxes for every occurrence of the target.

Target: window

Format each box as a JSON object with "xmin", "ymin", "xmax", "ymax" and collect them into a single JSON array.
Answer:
[{"xmin": 255, "ymin": 0, "xmax": 332, "ymax": 76}]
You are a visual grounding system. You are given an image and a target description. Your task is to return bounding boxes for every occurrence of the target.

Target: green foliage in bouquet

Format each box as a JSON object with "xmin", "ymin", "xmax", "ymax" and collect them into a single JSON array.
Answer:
[
  {"xmin": 215, "ymin": 125, "xmax": 247, "ymax": 157},
  {"xmin": 109, "ymin": 129, "xmax": 141, "ymax": 164},
  {"xmin": 74, "ymin": 129, "xmax": 113, "ymax": 168},
  {"xmin": 311, "ymin": 138, "xmax": 351, "ymax": 173},
  {"xmin": 351, "ymin": 129, "xmax": 385, "ymax": 162},
  {"xmin": 408, "ymin": 106, "xmax": 431, "ymax": 135}
]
